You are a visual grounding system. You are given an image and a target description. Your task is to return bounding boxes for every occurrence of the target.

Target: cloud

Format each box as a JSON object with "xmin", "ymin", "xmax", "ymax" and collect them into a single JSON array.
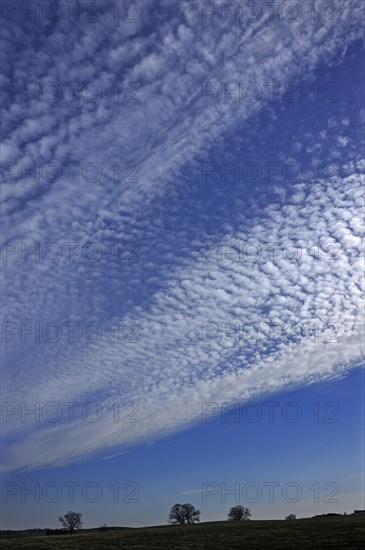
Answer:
[
  {"xmin": 179, "ymin": 489, "xmax": 205, "ymax": 497},
  {"xmin": 1, "ymin": 0, "xmax": 364, "ymax": 472}
]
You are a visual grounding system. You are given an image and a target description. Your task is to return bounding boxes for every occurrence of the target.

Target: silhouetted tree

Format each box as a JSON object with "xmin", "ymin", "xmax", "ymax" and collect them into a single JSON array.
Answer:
[
  {"xmin": 227, "ymin": 505, "xmax": 251, "ymax": 521},
  {"xmin": 58, "ymin": 511, "xmax": 83, "ymax": 533},
  {"xmin": 168, "ymin": 503, "xmax": 200, "ymax": 524},
  {"xmin": 285, "ymin": 514, "xmax": 297, "ymax": 520}
]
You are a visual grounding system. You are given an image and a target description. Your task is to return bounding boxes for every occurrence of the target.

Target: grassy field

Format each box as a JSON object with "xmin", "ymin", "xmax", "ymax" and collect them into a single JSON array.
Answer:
[{"xmin": 1, "ymin": 515, "xmax": 364, "ymax": 549}]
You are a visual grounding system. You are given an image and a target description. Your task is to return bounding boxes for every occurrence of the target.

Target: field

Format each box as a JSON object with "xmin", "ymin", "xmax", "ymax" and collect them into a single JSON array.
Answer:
[{"xmin": 1, "ymin": 515, "xmax": 364, "ymax": 550}]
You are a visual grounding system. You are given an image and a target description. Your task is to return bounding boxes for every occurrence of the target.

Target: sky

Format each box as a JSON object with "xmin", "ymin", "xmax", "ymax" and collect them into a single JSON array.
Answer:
[{"xmin": 0, "ymin": 0, "xmax": 364, "ymax": 530}]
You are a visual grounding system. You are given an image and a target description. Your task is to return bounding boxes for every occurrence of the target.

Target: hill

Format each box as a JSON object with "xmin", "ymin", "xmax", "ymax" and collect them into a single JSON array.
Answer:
[{"xmin": 0, "ymin": 514, "xmax": 364, "ymax": 549}]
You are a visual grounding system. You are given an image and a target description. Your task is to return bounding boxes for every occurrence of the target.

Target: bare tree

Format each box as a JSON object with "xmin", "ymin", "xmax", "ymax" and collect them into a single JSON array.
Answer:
[
  {"xmin": 58, "ymin": 511, "xmax": 83, "ymax": 533},
  {"xmin": 227, "ymin": 505, "xmax": 251, "ymax": 521},
  {"xmin": 169, "ymin": 504, "xmax": 186, "ymax": 525},
  {"xmin": 285, "ymin": 514, "xmax": 297, "ymax": 520},
  {"xmin": 168, "ymin": 503, "xmax": 200, "ymax": 524},
  {"xmin": 183, "ymin": 503, "xmax": 201, "ymax": 524}
]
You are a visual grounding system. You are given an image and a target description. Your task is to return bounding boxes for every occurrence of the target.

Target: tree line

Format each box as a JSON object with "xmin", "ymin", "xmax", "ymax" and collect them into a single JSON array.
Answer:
[{"xmin": 55, "ymin": 506, "xmax": 298, "ymax": 533}]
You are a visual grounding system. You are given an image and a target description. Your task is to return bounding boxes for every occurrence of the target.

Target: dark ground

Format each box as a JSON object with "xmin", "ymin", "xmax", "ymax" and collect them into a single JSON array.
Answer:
[{"xmin": 1, "ymin": 514, "xmax": 364, "ymax": 549}]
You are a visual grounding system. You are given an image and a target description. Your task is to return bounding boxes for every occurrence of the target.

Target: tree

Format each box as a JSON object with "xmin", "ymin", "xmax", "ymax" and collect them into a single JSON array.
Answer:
[
  {"xmin": 183, "ymin": 503, "xmax": 201, "ymax": 524},
  {"xmin": 227, "ymin": 505, "xmax": 251, "ymax": 521},
  {"xmin": 168, "ymin": 503, "xmax": 201, "ymax": 524},
  {"xmin": 58, "ymin": 511, "xmax": 83, "ymax": 533},
  {"xmin": 285, "ymin": 514, "xmax": 297, "ymax": 520}
]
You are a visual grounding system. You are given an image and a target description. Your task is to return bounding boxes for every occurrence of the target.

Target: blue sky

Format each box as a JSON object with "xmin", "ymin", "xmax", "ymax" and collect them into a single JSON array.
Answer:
[{"xmin": 1, "ymin": 0, "xmax": 364, "ymax": 529}]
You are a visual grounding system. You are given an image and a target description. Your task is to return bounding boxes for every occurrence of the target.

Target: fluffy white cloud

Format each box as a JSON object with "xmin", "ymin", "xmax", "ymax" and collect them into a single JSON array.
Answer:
[{"xmin": 1, "ymin": 0, "xmax": 364, "ymax": 472}]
